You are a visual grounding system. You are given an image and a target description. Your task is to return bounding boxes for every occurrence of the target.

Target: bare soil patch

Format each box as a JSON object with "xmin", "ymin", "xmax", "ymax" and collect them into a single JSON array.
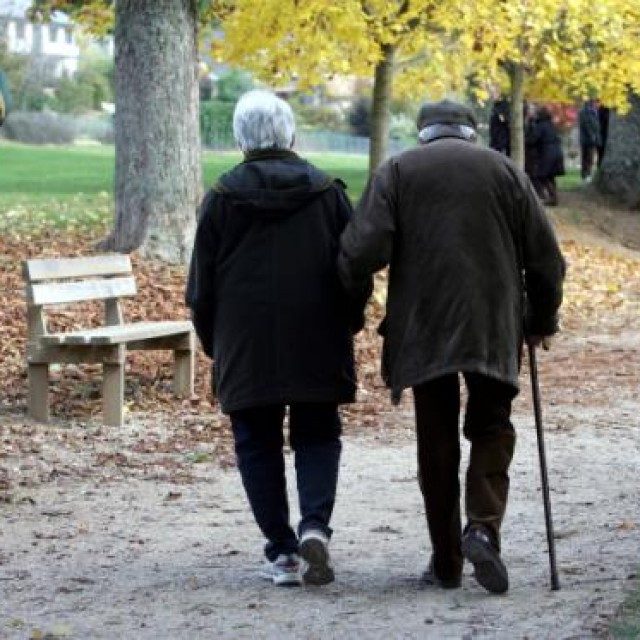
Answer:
[{"xmin": 554, "ymin": 186, "xmax": 640, "ymax": 254}]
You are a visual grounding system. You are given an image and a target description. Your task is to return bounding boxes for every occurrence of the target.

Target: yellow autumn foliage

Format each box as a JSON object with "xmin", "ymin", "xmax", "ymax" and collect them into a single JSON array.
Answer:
[
  {"xmin": 456, "ymin": 0, "xmax": 640, "ymax": 110},
  {"xmin": 214, "ymin": 0, "xmax": 468, "ymax": 99},
  {"xmin": 214, "ymin": 0, "xmax": 640, "ymax": 112}
]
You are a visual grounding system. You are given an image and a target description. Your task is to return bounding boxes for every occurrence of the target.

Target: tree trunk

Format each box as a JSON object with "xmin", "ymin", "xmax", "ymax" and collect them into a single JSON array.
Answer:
[
  {"xmin": 508, "ymin": 63, "xmax": 525, "ymax": 171},
  {"xmin": 369, "ymin": 44, "xmax": 396, "ymax": 173},
  {"xmin": 99, "ymin": 0, "xmax": 201, "ymax": 264},
  {"xmin": 596, "ymin": 93, "xmax": 640, "ymax": 209}
]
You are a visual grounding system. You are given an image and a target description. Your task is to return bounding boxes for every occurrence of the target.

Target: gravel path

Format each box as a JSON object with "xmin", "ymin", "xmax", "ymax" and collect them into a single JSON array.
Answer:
[{"xmin": 1, "ymin": 364, "xmax": 639, "ymax": 639}]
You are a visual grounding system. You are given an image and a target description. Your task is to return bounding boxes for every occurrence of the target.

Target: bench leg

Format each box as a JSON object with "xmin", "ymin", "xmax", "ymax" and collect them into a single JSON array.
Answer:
[
  {"xmin": 174, "ymin": 348, "xmax": 194, "ymax": 396},
  {"xmin": 103, "ymin": 362, "xmax": 124, "ymax": 427},
  {"xmin": 28, "ymin": 363, "xmax": 49, "ymax": 422}
]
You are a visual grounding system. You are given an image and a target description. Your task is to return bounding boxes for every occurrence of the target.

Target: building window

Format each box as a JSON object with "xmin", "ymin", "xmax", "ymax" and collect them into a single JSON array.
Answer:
[
  {"xmin": 65, "ymin": 27, "xmax": 73, "ymax": 44},
  {"xmin": 16, "ymin": 20, "xmax": 25, "ymax": 39}
]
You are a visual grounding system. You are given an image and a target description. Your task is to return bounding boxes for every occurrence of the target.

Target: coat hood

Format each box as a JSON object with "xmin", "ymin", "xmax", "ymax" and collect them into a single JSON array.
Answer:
[{"xmin": 214, "ymin": 149, "xmax": 337, "ymax": 219}]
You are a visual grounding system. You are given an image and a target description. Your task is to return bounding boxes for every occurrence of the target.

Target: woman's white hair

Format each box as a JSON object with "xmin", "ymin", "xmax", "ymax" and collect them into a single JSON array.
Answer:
[{"xmin": 232, "ymin": 89, "xmax": 296, "ymax": 153}]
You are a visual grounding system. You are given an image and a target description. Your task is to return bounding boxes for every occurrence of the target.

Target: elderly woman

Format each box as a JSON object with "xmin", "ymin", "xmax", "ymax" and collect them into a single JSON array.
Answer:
[{"xmin": 186, "ymin": 90, "xmax": 367, "ymax": 586}]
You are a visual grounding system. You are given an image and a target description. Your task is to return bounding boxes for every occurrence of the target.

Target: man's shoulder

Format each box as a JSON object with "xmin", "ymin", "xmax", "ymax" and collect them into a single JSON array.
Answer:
[{"xmin": 395, "ymin": 140, "xmax": 504, "ymax": 163}]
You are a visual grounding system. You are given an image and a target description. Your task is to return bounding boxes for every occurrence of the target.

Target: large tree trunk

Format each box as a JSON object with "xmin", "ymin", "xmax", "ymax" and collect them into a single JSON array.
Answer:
[
  {"xmin": 369, "ymin": 44, "xmax": 396, "ymax": 173},
  {"xmin": 507, "ymin": 63, "xmax": 525, "ymax": 171},
  {"xmin": 596, "ymin": 93, "xmax": 640, "ymax": 209},
  {"xmin": 100, "ymin": 0, "xmax": 201, "ymax": 264}
]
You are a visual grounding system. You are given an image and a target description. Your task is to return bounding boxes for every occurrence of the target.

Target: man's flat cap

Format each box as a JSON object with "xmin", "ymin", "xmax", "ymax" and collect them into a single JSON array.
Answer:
[{"xmin": 416, "ymin": 99, "xmax": 477, "ymax": 130}]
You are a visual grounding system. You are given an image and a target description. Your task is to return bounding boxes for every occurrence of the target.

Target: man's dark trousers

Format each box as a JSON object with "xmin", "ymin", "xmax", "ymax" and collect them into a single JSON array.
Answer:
[
  {"xmin": 230, "ymin": 403, "xmax": 342, "ymax": 562},
  {"xmin": 581, "ymin": 144, "xmax": 597, "ymax": 180},
  {"xmin": 413, "ymin": 373, "xmax": 516, "ymax": 581}
]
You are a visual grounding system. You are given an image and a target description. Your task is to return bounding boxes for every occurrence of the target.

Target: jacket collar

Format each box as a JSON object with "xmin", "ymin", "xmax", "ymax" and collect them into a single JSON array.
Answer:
[
  {"xmin": 418, "ymin": 123, "xmax": 476, "ymax": 145},
  {"xmin": 243, "ymin": 148, "xmax": 299, "ymax": 163}
]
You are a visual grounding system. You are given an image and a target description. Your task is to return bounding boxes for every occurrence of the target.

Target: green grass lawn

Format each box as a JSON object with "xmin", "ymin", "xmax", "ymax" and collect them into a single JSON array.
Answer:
[
  {"xmin": 0, "ymin": 143, "xmax": 368, "ymax": 200},
  {"xmin": 0, "ymin": 143, "xmax": 369, "ymax": 232},
  {"xmin": 0, "ymin": 141, "xmax": 578, "ymax": 233}
]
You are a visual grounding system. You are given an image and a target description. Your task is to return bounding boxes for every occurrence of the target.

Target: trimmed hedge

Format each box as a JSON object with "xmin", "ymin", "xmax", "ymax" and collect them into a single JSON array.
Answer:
[{"xmin": 1, "ymin": 111, "xmax": 77, "ymax": 144}]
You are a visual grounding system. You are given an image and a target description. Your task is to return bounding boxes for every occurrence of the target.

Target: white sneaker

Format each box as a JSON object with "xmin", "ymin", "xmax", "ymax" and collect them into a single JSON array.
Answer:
[
  {"xmin": 259, "ymin": 553, "xmax": 303, "ymax": 586},
  {"xmin": 299, "ymin": 529, "xmax": 335, "ymax": 585}
]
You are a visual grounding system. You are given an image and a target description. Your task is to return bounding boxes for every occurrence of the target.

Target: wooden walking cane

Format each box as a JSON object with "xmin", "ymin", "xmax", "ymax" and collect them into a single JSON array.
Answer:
[{"xmin": 528, "ymin": 342, "xmax": 561, "ymax": 591}]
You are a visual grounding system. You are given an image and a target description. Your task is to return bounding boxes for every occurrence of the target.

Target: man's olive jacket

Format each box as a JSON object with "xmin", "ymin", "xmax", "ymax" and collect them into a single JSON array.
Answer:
[{"xmin": 338, "ymin": 132, "xmax": 566, "ymax": 394}]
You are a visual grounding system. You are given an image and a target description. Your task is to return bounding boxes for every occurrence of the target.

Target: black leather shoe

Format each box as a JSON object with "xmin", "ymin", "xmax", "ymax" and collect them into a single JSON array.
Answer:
[
  {"xmin": 462, "ymin": 526, "xmax": 509, "ymax": 594},
  {"xmin": 421, "ymin": 558, "xmax": 462, "ymax": 589}
]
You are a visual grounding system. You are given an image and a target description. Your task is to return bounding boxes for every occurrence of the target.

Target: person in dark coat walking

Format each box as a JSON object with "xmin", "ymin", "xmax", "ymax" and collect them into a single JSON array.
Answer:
[
  {"xmin": 524, "ymin": 102, "xmax": 543, "ymax": 197},
  {"xmin": 186, "ymin": 90, "xmax": 368, "ymax": 587},
  {"xmin": 525, "ymin": 105, "xmax": 565, "ymax": 206},
  {"xmin": 489, "ymin": 97, "xmax": 511, "ymax": 156},
  {"xmin": 338, "ymin": 99, "xmax": 565, "ymax": 594}
]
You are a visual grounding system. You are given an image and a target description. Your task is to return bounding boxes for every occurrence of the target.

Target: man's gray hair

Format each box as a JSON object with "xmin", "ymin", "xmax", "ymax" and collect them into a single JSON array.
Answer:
[{"xmin": 233, "ymin": 90, "xmax": 296, "ymax": 153}]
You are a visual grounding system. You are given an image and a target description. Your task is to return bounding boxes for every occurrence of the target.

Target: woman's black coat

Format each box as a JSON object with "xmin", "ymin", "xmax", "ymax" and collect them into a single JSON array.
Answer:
[
  {"xmin": 526, "ymin": 114, "xmax": 565, "ymax": 180},
  {"xmin": 186, "ymin": 150, "xmax": 366, "ymax": 414}
]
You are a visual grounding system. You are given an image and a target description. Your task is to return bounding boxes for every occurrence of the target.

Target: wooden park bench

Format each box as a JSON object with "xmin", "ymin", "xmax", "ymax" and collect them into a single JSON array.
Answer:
[{"xmin": 23, "ymin": 254, "xmax": 194, "ymax": 427}]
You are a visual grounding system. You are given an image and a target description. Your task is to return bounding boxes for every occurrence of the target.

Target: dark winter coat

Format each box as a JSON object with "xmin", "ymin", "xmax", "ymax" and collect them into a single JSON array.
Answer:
[
  {"xmin": 525, "ymin": 111, "xmax": 565, "ymax": 179},
  {"xmin": 338, "ymin": 128, "xmax": 566, "ymax": 395},
  {"xmin": 579, "ymin": 102, "xmax": 602, "ymax": 147},
  {"xmin": 489, "ymin": 99, "xmax": 511, "ymax": 156},
  {"xmin": 186, "ymin": 149, "xmax": 367, "ymax": 414}
]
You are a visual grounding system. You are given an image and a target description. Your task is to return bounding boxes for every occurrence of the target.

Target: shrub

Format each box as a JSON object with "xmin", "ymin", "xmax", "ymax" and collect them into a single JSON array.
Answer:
[
  {"xmin": 293, "ymin": 98, "xmax": 347, "ymax": 132},
  {"xmin": 390, "ymin": 113, "xmax": 416, "ymax": 142},
  {"xmin": 216, "ymin": 69, "xmax": 253, "ymax": 103},
  {"xmin": 200, "ymin": 100, "xmax": 235, "ymax": 147},
  {"xmin": 76, "ymin": 57, "xmax": 114, "ymax": 110},
  {"xmin": 348, "ymin": 97, "xmax": 371, "ymax": 137},
  {"xmin": 45, "ymin": 56, "xmax": 115, "ymax": 115},
  {"xmin": 1, "ymin": 111, "xmax": 76, "ymax": 144},
  {"xmin": 75, "ymin": 114, "xmax": 114, "ymax": 144},
  {"xmin": 53, "ymin": 75, "xmax": 95, "ymax": 114}
]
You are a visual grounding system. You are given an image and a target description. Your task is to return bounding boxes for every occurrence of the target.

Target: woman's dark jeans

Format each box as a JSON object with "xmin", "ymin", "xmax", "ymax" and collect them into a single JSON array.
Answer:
[{"xmin": 230, "ymin": 402, "xmax": 342, "ymax": 562}]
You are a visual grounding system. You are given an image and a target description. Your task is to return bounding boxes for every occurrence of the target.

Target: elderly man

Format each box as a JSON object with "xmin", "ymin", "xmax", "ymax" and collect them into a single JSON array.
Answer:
[
  {"xmin": 338, "ymin": 99, "xmax": 565, "ymax": 594},
  {"xmin": 186, "ymin": 90, "xmax": 367, "ymax": 586}
]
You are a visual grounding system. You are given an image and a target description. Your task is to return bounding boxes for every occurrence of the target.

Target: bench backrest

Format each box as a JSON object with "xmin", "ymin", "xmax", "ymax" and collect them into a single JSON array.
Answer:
[{"xmin": 23, "ymin": 255, "xmax": 136, "ymax": 338}]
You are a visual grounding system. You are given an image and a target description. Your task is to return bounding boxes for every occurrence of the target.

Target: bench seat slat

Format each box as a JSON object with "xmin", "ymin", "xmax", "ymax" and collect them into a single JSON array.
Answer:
[
  {"xmin": 24, "ymin": 255, "xmax": 132, "ymax": 282},
  {"xmin": 28, "ymin": 276, "xmax": 137, "ymax": 306},
  {"xmin": 39, "ymin": 321, "xmax": 193, "ymax": 346}
]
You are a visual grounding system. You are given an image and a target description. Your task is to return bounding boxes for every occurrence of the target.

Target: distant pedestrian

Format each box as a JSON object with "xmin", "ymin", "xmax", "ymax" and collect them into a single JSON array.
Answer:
[
  {"xmin": 338, "ymin": 99, "xmax": 565, "ymax": 595},
  {"xmin": 524, "ymin": 102, "xmax": 544, "ymax": 198},
  {"xmin": 578, "ymin": 99, "xmax": 601, "ymax": 181},
  {"xmin": 489, "ymin": 97, "xmax": 511, "ymax": 156},
  {"xmin": 186, "ymin": 90, "xmax": 368, "ymax": 587},
  {"xmin": 526, "ymin": 106, "xmax": 565, "ymax": 206}
]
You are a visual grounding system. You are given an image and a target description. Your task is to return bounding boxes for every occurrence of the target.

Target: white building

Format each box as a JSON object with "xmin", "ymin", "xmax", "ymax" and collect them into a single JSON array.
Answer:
[{"xmin": 0, "ymin": 0, "xmax": 113, "ymax": 77}]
